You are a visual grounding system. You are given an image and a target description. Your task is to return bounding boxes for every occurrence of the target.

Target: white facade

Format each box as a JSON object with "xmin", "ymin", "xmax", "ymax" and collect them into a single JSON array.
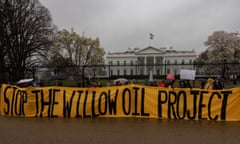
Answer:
[{"xmin": 105, "ymin": 46, "xmax": 197, "ymax": 76}]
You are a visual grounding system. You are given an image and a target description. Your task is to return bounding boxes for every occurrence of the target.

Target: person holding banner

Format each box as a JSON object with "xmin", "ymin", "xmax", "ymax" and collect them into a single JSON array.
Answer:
[
  {"xmin": 213, "ymin": 79, "xmax": 223, "ymax": 90},
  {"xmin": 199, "ymin": 79, "xmax": 207, "ymax": 89},
  {"xmin": 204, "ymin": 78, "xmax": 214, "ymax": 90},
  {"xmin": 179, "ymin": 80, "xmax": 185, "ymax": 88},
  {"xmin": 179, "ymin": 80, "xmax": 192, "ymax": 88},
  {"xmin": 166, "ymin": 74, "xmax": 175, "ymax": 88},
  {"xmin": 184, "ymin": 80, "xmax": 192, "ymax": 88},
  {"xmin": 165, "ymin": 79, "xmax": 174, "ymax": 88},
  {"xmin": 159, "ymin": 80, "xmax": 165, "ymax": 87}
]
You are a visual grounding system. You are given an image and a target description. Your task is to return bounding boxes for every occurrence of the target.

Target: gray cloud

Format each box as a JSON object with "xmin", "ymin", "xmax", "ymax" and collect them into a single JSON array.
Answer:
[{"xmin": 40, "ymin": 0, "xmax": 240, "ymax": 54}]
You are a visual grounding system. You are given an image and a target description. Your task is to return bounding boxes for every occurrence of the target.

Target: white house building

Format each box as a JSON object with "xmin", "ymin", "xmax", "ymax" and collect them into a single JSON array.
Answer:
[{"xmin": 105, "ymin": 46, "xmax": 197, "ymax": 77}]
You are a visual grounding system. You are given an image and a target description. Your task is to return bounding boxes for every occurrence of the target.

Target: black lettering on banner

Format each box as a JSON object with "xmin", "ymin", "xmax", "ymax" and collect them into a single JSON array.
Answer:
[
  {"xmin": 91, "ymin": 91, "xmax": 99, "ymax": 117},
  {"xmin": 132, "ymin": 87, "xmax": 140, "ymax": 116},
  {"xmin": 141, "ymin": 88, "xmax": 149, "ymax": 116},
  {"xmin": 157, "ymin": 90, "xmax": 168, "ymax": 118},
  {"xmin": 3, "ymin": 86, "xmax": 27, "ymax": 116},
  {"xmin": 3, "ymin": 86, "xmax": 11, "ymax": 114},
  {"xmin": 15, "ymin": 90, "xmax": 27, "ymax": 116},
  {"xmin": 208, "ymin": 92, "xmax": 221, "ymax": 120},
  {"xmin": 51, "ymin": 89, "xmax": 59, "ymax": 117},
  {"xmin": 108, "ymin": 89, "xmax": 118, "ymax": 115},
  {"xmin": 83, "ymin": 90, "xmax": 91, "ymax": 118},
  {"xmin": 1, "ymin": 84, "xmax": 235, "ymax": 121},
  {"xmin": 75, "ymin": 90, "xmax": 83, "ymax": 118},
  {"xmin": 187, "ymin": 90, "xmax": 199, "ymax": 120},
  {"xmin": 198, "ymin": 91, "xmax": 208, "ymax": 120},
  {"xmin": 63, "ymin": 90, "xmax": 76, "ymax": 118},
  {"xmin": 40, "ymin": 89, "xmax": 52, "ymax": 117},
  {"xmin": 176, "ymin": 91, "xmax": 187, "ymax": 119},
  {"xmin": 32, "ymin": 90, "xmax": 41, "ymax": 117},
  {"xmin": 10, "ymin": 87, "xmax": 17, "ymax": 115},
  {"xmin": 40, "ymin": 88, "xmax": 59, "ymax": 117},
  {"xmin": 98, "ymin": 91, "xmax": 107, "ymax": 115},
  {"xmin": 220, "ymin": 91, "xmax": 232, "ymax": 120},
  {"xmin": 122, "ymin": 88, "xmax": 131, "ymax": 115},
  {"xmin": 168, "ymin": 91, "xmax": 177, "ymax": 119}
]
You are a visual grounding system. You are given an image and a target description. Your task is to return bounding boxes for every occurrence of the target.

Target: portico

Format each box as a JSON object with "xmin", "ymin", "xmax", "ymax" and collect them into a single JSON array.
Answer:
[{"xmin": 106, "ymin": 46, "xmax": 197, "ymax": 77}]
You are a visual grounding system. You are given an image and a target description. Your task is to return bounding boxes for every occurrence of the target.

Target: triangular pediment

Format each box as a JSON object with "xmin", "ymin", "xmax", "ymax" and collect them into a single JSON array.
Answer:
[{"xmin": 135, "ymin": 46, "xmax": 165, "ymax": 54}]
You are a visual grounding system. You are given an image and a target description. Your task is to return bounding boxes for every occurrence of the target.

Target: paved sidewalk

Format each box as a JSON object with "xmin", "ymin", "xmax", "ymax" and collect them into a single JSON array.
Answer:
[{"xmin": 1, "ymin": 117, "xmax": 240, "ymax": 144}]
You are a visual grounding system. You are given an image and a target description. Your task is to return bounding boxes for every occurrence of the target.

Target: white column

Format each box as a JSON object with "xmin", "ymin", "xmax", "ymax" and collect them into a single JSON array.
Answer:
[
  {"xmin": 153, "ymin": 56, "xmax": 156, "ymax": 75},
  {"xmin": 144, "ymin": 56, "xmax": 147, "ymax": 75}
]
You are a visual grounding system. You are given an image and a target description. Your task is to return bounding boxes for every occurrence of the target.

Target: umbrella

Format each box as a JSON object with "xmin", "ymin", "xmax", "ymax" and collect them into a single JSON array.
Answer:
[
  {"xmin": 113, "ymin": 78, "xmax": 128, "ymax": 85},
  {"xmin": 17, "ymin": 78, "xmax": 33, "ymax": 84}
]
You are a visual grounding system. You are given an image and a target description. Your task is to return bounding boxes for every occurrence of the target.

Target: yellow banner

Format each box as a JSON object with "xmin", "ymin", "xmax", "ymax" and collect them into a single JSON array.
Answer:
[{"xmin": 1, "ymin": 84, "xmax": 240, "ymax": 121}]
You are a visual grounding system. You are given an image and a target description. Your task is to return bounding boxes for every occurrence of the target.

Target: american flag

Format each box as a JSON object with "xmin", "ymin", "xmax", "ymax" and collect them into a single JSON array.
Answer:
[{"xmin": 150, "ymin": 33, "xmax": 154, "ymax": 39}]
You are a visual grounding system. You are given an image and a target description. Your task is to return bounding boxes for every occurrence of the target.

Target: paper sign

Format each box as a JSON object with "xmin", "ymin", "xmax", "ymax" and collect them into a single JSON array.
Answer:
[{"xmin": 180, "ymin": 69, "xmax": 196, "ymax": 80}]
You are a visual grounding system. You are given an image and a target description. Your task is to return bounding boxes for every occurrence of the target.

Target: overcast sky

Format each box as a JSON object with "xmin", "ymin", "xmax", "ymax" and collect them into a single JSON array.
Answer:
[{"xmin": 40, "ymin": 0, "xmax": 240, "ymax": 54}]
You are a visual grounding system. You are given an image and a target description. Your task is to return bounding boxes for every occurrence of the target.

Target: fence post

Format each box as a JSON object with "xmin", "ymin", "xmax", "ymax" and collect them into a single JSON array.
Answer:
[
  {"xmin": 108, "ymin": 64, "xmax": 110, "ymax": 82},
  {"xmin": 82, "ymin": 65, "xmax": 85, "ymax": 87},
  {"xmin": 32, "ymin": 66, "xmax": 35, "ymax": 80},
  {"xmin": 223, "ymin": 59, "xmax": 226, "ymax": 79}
]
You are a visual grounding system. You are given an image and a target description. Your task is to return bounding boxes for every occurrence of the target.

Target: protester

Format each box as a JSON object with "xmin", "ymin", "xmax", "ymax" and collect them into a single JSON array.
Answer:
[
  {"xmin": 115, "ymin": 81, "xmax": 121, "ymax": 86},
  {"xmin": 199, "ymin": 79, "xmax": 207, "ymax": 89},
  {"xmin": 55, "ymin": 80, "xmax": 62, "ymax": 86},
  {"xmin": 33, "ymin": 79, "xmax": 41, "ymax": 87},
  {"xmin": 179, "ymin": 80, "xmax": 185, "ymax": 88},
  {"xmin": 159, "ymin": 80, "xmax": 165, "ymax": 87},
  {"xmin": 178, "ymin": 80, "xmax": 192, "ymax": 88},
  {"xmin": 184, "ymin": 80, "xmax": 192, "ymax": 88},
  {"xmin": 213, "ymin": 79, "xmax": 223, "ymax": 90},
  {"xmin": 165, "ymin": 80, "xmax": 174, "ymax": 88},
  {"xmin": 204, "ymin": 78, "xmax": 214, "ymax": 90},
  {"xmin": 130, "ymin": 79, "xmax": 136, "ymax": 84}
]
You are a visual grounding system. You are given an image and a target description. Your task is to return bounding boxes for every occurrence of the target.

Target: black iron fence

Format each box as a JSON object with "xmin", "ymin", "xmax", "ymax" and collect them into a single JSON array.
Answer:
[{"xmin": 1, "ymin": 62, "xmax": 240, "ymax": 87}]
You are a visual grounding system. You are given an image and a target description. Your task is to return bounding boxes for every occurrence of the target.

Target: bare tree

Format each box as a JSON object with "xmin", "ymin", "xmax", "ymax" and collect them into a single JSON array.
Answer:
[
  {"xmin": 196, "ymin": 31, "xmax": 240, "ymax": 77},
  {"xmin": 0, "ymin": 0, "xmax": 56, "ymax": 82},
  {"xmin": 48, "ymin": 29, "xmax": 105, "ymax": 80}
]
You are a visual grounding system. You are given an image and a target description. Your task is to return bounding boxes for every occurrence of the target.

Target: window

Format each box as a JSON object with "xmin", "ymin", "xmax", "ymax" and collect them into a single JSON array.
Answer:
[
  {"xmin": 157, "ymin": 69, "xmax": 160, "ymax": 75},
  {"xmin": 138, "ymin": 57, "xmax": 144, "ymax": 65},
  {"xmin": 110, "ymin": 70, "xmax": 113, "ymax": 76},
  {"xmin": 130, "ymin": 69, "xmax": 133, "ymax": 75},
  {"xmin": 124, "ymin": 70, "xmax": 127, "ymax": 76},
  {"xmin": 109, "ymin": 61, "xmax": 113, "ymax": 65},
  {"xmin": 156, "ymin": 57, "xmax": 162, "ymax": 64},
  {"xmin": 167, "ymin": 69, "xmax": 170, "ymax": 73},
  {"xmin": 124, "ymin": 61, "xmax": 126, "ymax": 66},
  {"xmin": 147, "ymin": 57, "xmax": 154, "ymax": 65},
  {"xmin": 117, "ymin": 61, "xmax": 120, "ymax": 66},
  {"xmin": 189, "ymin": 59, "xmax": 192, "ymax": 64},
  {"xmin": 174, "ymin": 60, "xmax": 177, "ymax": 64},
  {"xmin": 182, "ymin": 60, "xmax": 185, "ymax": 64},
  {"xmin": 117, "ymin": 70, "xmax": 120, "ymax": 76},
  {"xmin": 131, "ymin": 61, "xmax": 133, "ymax": 65}
]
